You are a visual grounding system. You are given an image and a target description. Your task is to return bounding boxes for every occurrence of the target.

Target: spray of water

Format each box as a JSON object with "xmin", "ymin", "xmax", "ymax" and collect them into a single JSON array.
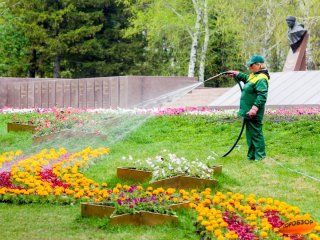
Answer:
[
  {"xmin": 132, "ymin": 82, "xmax": 202, "ymax": 109},
  {"xmin": 28, "ymin": 113, "xmax": 151, "ymax": 153},
  {"xmin": 8, "ymin": 80, "xmax": 202, "ymax": 154}
]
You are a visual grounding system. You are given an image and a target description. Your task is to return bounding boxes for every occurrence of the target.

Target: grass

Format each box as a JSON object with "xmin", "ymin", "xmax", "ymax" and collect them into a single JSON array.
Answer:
[{"xmin": 0, "ymin": 113, "xmax": 320, "ymax": 239}]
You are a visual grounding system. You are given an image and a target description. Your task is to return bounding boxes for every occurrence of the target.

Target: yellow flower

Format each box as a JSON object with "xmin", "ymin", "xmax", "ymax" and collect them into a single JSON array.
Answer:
[
  {"xmin": 166, "ymin": 188, "xmax": 176, "ymax": 195},
  {"xmin": 220, "ymin": 221, "xmax": 228, "ymax": 227},
  {"xmin": 197, "ymin": 216, "xmax": 203, "ymax": 221},
  {"xmin": 309, "ymin": 233, "xmax": 320, "ymax": 240},
  {"xmin": 201, "ymin": 220, "xmax": 210, "ymax": 226},
  {"xmin": 189, "ymin": 203, "xmax": 197, "ymax": 209},
  {"xmin": 113, "ymin": 188, "xmax": 120, "ymax": 194},
  {"xmin": 183, "ymin": 195, "xmax": 189, "ymax": 200},
  {"xmin": 260, "ymin": 231, "xmax": 268, "ymax": 237},
  {"xmin": 214, "ymin": 229, "xmax": 222, "ymax": 237},
  {"xmin": 206, "ymin": 225, "xmax": 214, "ymax": 231}
]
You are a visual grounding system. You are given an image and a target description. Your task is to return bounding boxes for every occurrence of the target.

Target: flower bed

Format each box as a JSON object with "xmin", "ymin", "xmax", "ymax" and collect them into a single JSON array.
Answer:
[
  {"xmin": 8, "ymin": 108, "xmax": 107, "ymax": 137},
  {"xmin": 0, "ymin": 147, "xmax": 319, "ymax": 236},
  {"xmin": 0, "ymin": 147, "xmax": 111, "ymax": 204},
  {"xmin": 191, "ymin": 190, "xmax": 320, "ymax": 240},
  {"xmin": 121, "ymin": 150, "xmax": 222, "ymax": 183},
  {"xmin": 81, "ymin": 185, "xmax": 189, "ymax": 225},
  {"xmin": 119, "ymin": 151, "xmax": 219, "ymax": 189}
]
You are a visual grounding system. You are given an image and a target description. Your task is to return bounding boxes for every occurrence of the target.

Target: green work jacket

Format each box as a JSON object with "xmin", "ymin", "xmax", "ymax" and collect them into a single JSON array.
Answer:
[{"xmin": 235, "ymin": 70, "xmax": 270, "ymax": 121}]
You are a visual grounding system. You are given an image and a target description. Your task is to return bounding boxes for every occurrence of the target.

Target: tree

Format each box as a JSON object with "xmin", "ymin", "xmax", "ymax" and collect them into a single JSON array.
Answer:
[
  {"xmin": 5, "ymin": 0, "xmax": 104, "ymax": 78},
  {"xmin": 0, "ymin": 2, "xmax": 29, "ymax": 76},
  {"xmin": 120, "ymin": 0, "xmax": 244, "ymax": 86},
  {"xmin": 65, "ymin": 1, "xmax": 148, "ymax": 78}
]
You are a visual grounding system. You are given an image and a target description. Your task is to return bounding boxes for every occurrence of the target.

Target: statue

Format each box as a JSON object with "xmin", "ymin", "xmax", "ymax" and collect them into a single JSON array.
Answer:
[{"xmin": 286, "ymin": 16, "xmax": 307, "ymax": 53}]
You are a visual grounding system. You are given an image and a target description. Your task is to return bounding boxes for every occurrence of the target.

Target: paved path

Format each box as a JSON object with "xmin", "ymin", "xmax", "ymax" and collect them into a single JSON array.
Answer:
[{"xmin": 164, "ymin": 87, "xmax": 230, "ymax": 108}]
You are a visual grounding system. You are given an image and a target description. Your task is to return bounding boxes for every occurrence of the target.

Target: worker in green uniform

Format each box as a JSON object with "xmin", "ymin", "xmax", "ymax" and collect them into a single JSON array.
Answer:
[{"xmin": 226, "ymin": 55, "xmax": 270, "ymax": 161}]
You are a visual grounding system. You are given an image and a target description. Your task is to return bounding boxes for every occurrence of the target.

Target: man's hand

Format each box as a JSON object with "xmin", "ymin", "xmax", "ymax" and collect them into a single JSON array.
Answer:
[
  {"xmin": 226, "ymin": 70, "xmax": 239, "ymax": 77},
  {"xmin": 247, "ymin": 106, "xmax": 259, "ymax": 119}
]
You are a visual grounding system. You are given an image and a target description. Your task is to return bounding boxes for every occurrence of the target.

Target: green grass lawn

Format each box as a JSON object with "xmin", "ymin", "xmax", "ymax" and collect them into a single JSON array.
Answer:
[{"xmin": 0, "ymin": 113, "xmax": 319, "ymax": 239}]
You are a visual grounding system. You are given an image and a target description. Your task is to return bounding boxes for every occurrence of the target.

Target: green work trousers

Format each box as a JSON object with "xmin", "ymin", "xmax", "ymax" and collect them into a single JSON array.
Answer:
[{"xmin": 245, "ymin": 119, "xmax": 266, "ymax": 160}]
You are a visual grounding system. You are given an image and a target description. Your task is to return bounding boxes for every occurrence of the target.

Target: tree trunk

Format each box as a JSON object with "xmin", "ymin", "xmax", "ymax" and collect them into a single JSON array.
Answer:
[
  {"xmin": 28, "ymin": 49, "xmax": 37, "ymax": 78},
  {"xmin": 199, "ymin": 0, "xmax": 209, "ymax": 82},
  {"xmin": 188, "ymin": 0, "xmax": 202, "ymax": 78},
  {"xmin": 54, "ymin": 53, "xmax": 61, "ymax": 78}
]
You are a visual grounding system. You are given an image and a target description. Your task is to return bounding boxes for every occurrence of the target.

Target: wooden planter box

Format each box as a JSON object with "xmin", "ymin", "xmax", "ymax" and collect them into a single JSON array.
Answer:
[
  {"xmin": 81, "ymin": 201, "xmax": 188, "ymax": 219},
  {"xmin": 117, "ymin": 167, "xmax": 153, "ymax": 182},
  {"xmin": 211, "ymin": 165, "xmax": 222, "ymax": 174},
  {"xmin": 170, "ymin": 201, "xmax": 190, "ymax": 210},
  {"xmin": 110, "ymin": 211, "xmax": 178, "ymax": 226},
  {"xmin": 7, "ymin": 122, "xmax": 37, "ymax": 133},
  {"xmin": 151, "ymin": 176, "xmax": 218, "ymax": 189},
  {"xmin": 116, "ymin": 166, "xmax": 222, "ymax": 183},
  {"xmin": 33, "ymin": 130, "xmax": 107, "ymax": 144},
  {"xmin": 81, "ymin": 202, "xmax": 115, "ymax": 218}
]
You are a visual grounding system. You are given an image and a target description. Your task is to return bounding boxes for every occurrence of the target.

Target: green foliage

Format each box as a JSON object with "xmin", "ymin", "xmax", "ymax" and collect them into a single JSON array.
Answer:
[
  {"xmin": 5, "ymin": 0, "xmax": 105, "ymax": 77},
  {"xmin": 67, "ymin": 1, "xmax": 148, "ymax": 77},
  {"xmin": 0, "ymin": 113, "xmax": 320, "ymax": 239},
  {"xmin": 0, "ymin": 3, "xmax": 29, "ymax": 76},
  {"xmin": 2, "ymin": 0, "xmax": 320, "ymax": 77}
]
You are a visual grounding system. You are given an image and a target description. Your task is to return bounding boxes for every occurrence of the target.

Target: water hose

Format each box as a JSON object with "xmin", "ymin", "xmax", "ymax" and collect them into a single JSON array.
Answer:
[{"xmin": 204, "ymin": 72, "xmax": 245, "ymax": 157}]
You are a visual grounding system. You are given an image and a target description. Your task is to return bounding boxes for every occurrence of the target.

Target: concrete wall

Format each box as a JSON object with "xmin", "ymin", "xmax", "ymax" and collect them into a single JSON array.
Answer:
[{"xmin": 0, "ymin": 76, "xmax": 197, "ymax": 109}]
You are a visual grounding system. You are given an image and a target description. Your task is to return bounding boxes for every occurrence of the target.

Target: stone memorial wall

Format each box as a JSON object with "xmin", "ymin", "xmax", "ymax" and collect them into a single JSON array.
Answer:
[{"xmin": 0, "ymin": 76, "xmax": 197, "ymax": 109}]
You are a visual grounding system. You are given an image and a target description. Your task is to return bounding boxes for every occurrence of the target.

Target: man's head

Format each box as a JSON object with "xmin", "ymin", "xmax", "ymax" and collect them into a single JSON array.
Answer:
[{"xmin": 286, "ymin": 16, "xmax": 296, "ymax": 28}]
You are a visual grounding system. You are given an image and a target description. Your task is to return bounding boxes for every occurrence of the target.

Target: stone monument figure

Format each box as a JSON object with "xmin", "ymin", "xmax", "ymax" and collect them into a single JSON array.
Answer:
[{"xmin": 286, "ymin": 16, "xmax": 307, "ymax": 53}]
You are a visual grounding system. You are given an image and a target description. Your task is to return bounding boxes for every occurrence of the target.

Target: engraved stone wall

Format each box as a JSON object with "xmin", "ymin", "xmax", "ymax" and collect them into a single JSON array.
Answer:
[{"xmin": 0, "ymin": 76, "xmax": 197, "ymax": 109}]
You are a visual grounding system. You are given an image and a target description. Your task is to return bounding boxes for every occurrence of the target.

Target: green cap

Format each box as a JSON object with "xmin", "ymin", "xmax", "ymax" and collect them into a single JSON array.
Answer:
[{"xmin": 246, "ymin": 55, "xmax": 265, "ymax": 65}]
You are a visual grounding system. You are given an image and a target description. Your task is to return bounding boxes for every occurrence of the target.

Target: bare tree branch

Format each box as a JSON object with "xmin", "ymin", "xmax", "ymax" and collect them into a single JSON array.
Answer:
[{"xmin": 164, "ymin": 0, "xmax": 193, "ymax": 37}]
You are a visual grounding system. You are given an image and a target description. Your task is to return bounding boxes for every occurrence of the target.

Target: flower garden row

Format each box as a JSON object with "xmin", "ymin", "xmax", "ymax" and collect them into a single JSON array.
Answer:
[
  {"xmin": 2, "ymin": 106, "xmax": 320, "ymax": 116},
  {"xmin": 0, "ymin": 147, "xmax": 319, "ymax": 239},
  {"xmin": 4, "ymin": 106, "xmax": 320, "ymax": 142}
]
